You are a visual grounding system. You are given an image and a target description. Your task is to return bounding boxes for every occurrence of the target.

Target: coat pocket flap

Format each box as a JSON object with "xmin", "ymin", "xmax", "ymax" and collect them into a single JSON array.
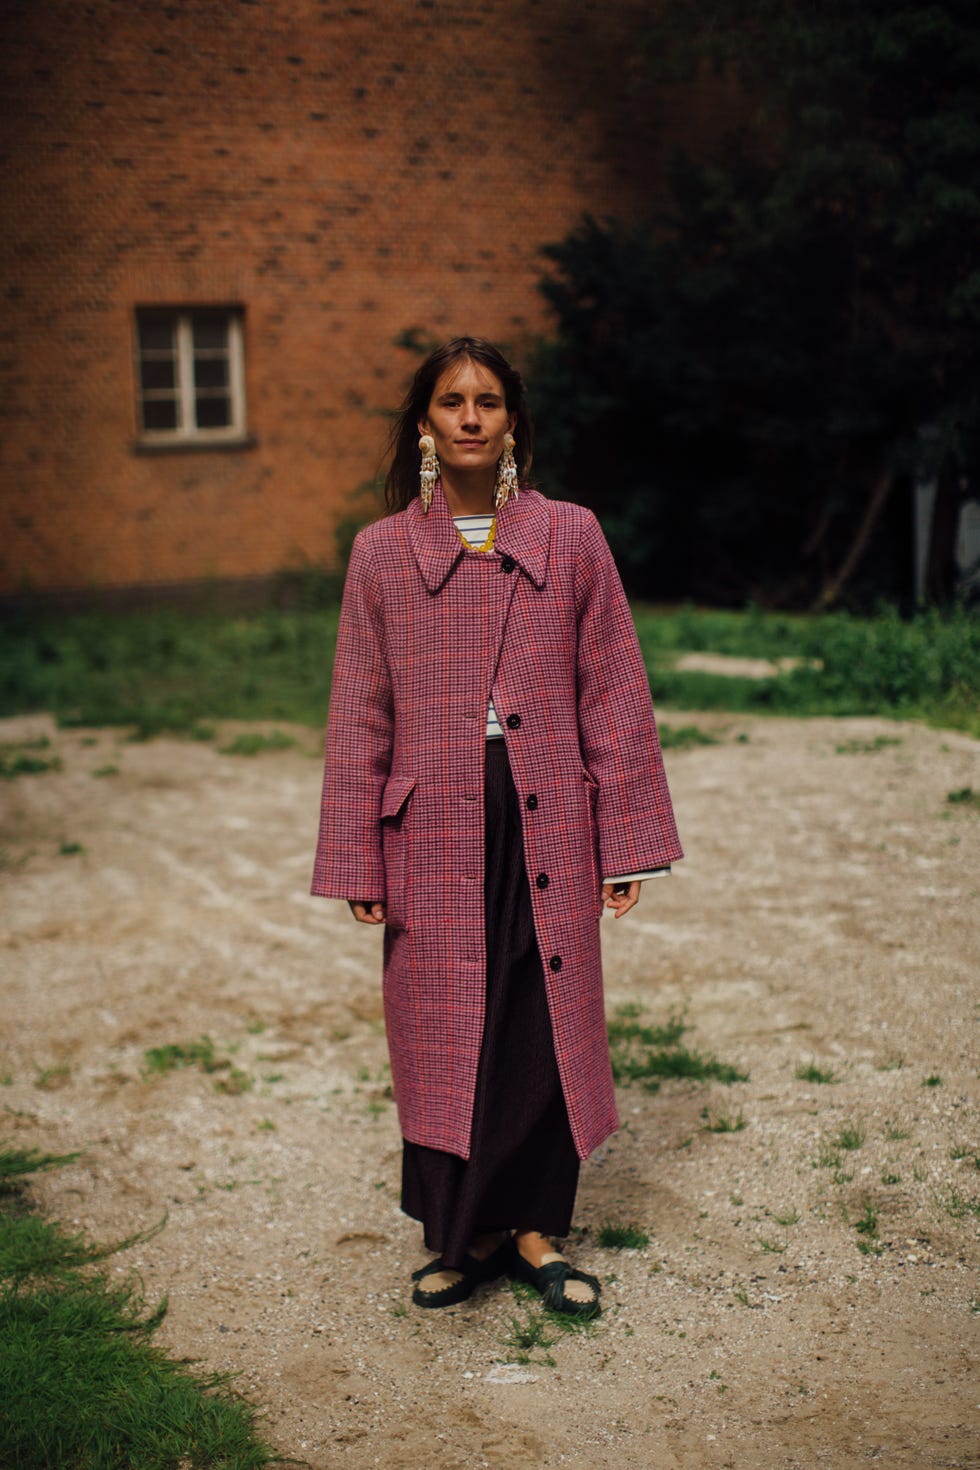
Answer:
[{"xmin": 380, "ymin": 776, "xmax": 417, "ymax": 819}]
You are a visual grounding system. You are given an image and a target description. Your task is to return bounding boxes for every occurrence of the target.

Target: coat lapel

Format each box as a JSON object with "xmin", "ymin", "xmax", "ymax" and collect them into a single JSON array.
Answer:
[
  {"xmin": 405, "ymin": 483, "xmax": 552, "ymax": 592},
  {"xmin": 494, "ymin": 490, "xmax": 551, "ymax": 589}
]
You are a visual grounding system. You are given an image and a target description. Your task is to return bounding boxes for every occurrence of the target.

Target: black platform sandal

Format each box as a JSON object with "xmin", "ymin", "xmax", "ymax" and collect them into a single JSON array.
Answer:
[
  {"xmin": 411, "ymin": 1238, "xmax": 511, "ymax": 1309},
  {"xmin": 507, "ymin": 1240, "xmax": 602, "ymax": 1318}
]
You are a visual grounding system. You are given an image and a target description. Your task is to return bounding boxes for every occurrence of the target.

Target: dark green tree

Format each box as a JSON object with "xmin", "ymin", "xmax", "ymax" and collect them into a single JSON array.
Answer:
[{"xmin": 531, "ymin": 0, "xmax": 980, "ymax": 606}]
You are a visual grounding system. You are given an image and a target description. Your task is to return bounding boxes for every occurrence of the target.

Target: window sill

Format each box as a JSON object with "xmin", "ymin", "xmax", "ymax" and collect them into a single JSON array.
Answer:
[{"xmin": 132, "ymin": 434, "xmax": 258, "ymax": 456}]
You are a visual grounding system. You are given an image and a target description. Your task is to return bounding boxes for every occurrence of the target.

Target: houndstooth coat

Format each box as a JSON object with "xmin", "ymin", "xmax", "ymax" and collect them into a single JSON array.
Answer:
[{"xmin": 311, "ymin": 482, "xmax": 683, "ymax": 1160}]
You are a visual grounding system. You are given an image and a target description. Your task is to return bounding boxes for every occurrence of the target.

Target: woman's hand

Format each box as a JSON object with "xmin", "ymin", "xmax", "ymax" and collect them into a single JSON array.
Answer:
[
  {"xmin": 348, "ymin": 900, "xmax": 386, "ymax": 925},
  {"xmin": 601, "ymin": 880, "xmax": 641, "ymax": 918}
]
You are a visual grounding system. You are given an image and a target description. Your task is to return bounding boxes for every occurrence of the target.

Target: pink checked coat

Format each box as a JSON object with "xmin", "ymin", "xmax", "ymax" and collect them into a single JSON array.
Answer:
[{"xmin": 311, "ymin": 482, "xmax": 682, "ymax": 1161}]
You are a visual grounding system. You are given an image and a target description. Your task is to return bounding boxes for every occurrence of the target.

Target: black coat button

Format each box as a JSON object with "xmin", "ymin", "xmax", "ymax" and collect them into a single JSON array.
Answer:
[
  {"xmin": 501, "ymin": 556, "xmax": 516, "ymax": 573},
  {"xmin": 549, "ymin": 954, "xmax": 563, "ymax": 972},
  {"xmin": 506, "ymin": 714, "xmax": 521, "ymax": 729},
  {"xmin": 525, "ymin": 794, "xmax": 538, "ymax": 811},
  {"xmin": 536, "ymin": 873, "xmax": 549, "ymax": 890}
]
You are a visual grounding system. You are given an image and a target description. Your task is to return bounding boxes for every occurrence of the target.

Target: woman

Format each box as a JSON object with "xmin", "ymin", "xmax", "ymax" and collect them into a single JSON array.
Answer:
[{"xmin": 312, "ymin": 338, "xmax": 682, "ymax": 1315}]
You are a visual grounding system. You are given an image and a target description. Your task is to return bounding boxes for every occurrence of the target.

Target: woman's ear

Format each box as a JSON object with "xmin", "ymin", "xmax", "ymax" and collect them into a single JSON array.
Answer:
[
  {"xmin": 508, "ymin": 411, "xmax": 517, "ymax": 434},
  {"xmin": 417, "ymin": 414, "xmax": 431, "ymax": 436}
]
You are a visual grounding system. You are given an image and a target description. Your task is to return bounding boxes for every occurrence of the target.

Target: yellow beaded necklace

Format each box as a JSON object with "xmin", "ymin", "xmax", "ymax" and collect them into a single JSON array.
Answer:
[{"xmin": 455, "ymin": 517, "xmax": 498, "ymax": 554}]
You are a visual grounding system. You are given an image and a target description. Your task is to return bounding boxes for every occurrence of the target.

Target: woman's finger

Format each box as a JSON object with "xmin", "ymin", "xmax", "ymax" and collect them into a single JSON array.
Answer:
[{"xmin": 348, "ymin": 900, "xmax": 386, "ymax": 924}]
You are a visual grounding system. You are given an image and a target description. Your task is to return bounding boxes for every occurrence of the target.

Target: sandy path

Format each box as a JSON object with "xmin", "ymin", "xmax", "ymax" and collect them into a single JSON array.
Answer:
[{"xmin": 1, "ymin": 710, "xmax": 978, "ymax": 1469}]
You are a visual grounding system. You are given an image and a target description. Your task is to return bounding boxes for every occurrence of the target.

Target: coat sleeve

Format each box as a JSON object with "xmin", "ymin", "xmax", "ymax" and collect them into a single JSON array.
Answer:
[
  {"xmin": 574, "ymin": 509, "xmax": 683, "ymax": 876},
  {"xmin": 310, "ymin": 529, "xmax": 394, "ymax": 901}
]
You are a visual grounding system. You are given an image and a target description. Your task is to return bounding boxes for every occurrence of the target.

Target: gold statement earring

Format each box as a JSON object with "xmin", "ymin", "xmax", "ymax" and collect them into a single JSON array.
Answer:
[
  {"xmin": 419, "ymin": 434, "xmax": 438, "ymax": 513},
  {"xmin": 494, "ymin": 431, "xmax": 519, "ymax": 509}
]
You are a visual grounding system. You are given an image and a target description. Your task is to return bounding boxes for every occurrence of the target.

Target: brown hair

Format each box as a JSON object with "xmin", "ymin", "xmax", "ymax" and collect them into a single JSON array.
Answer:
[{"xmin": 384, "ymin": 337, "xmax": 534, "ymax": 513}]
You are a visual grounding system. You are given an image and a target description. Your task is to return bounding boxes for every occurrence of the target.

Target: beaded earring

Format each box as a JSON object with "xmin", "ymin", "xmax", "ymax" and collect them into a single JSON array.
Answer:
[
  {"xmin": 418, "ymin": 434, "xmax": 438, "ymax": 513},
  {"xmin": 494, "ymin": 432, "xmax": 519, "ymax": 509}
]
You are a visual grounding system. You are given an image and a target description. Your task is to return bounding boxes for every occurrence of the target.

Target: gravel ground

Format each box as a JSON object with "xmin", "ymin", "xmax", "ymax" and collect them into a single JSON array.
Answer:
[{"xmin": 1, "ymin": 708, "xmax": 978, "ymax": 1469}]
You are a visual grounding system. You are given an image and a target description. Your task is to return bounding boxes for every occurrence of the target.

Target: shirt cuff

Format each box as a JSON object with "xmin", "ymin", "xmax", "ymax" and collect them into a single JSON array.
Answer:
[{"xmin": 603, "ymin": 867, "xmax": 671, "ymax": 883}]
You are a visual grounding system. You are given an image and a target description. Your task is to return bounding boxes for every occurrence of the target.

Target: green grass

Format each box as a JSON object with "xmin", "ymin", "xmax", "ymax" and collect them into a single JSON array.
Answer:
[
  {"xmin": 606, "ymin": 1005, "xmax": 748, "ymax": 1091},
  {"xmin": 947, "ymin": 786, "xmax": 979, "ymax": 807},
  {"xmin": 834, "ymin": 736, "xmax": 902, "ymax": 754},
  {"xmin": 700, "ymin": 1106, "xmax": 747, "ymax": 1133},
  {"xmin": 142, "ymin": 1037, "xmax": 252, "ymax": 1095},
  {"xmin": 657, "ymin": 723, "xmax": 721, "ymax": 750},
  {"xmin": 2, "ymin": 603, "xmax": 978, "ymax": 735},
  {"xmin": 795, "ymin": 1061, "xmax": 838, "ymax": 1084},
  {"xmin": 835, "ymin": 1121, "xmax": 867, "ymax": 1152},
  {"xmin": 0, "ymin": 751, "xmax": 62, "ymax": 778},
  {"xmin": 596, "ymin": 1223, "xmax": 649, "ymax": 1250},
  {"xmin": 0, "ymin": 1146, "xmax": 279, "ymax": 1469},
  {"xmin": 219, "ymin": 731, "xmax": 297, "ymax": 757}
]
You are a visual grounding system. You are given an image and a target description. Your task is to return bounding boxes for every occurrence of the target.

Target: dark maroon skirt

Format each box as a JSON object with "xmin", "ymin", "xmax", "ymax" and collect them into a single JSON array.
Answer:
[{"xmin": 400, "ymin": 739, "xmax": 580, "ymax": 1268}]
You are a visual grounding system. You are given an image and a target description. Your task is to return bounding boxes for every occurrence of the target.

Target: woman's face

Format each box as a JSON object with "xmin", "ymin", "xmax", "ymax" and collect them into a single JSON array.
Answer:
[{"xmin": 419, "ymin": 358, "xmax": 516, "ymax": 480}]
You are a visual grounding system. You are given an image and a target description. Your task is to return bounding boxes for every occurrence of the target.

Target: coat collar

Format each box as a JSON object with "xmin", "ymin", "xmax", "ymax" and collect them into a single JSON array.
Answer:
[{"xmin": 405, "ymin": 482, "xmax": 551, "ymax": 592}]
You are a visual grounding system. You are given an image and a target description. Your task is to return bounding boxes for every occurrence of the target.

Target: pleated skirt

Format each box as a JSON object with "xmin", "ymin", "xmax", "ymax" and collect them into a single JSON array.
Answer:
[{"xmin": 400, "ymin": 739, "xmax": 580, "ymax": 1268}]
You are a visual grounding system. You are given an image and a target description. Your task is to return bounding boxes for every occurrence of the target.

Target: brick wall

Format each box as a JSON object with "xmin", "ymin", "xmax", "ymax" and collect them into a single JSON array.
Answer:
[{"xmin": 0, "ymin": 0, "xmax": 736, "ymax": 597}]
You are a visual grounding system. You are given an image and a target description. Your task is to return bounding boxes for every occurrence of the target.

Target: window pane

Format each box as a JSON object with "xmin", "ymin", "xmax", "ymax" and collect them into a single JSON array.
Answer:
[
  {"xmin": 139, "ymin": 317, "xmax": 175, "ymax": 353},
  {"xmin": 193, "ymin": 356, "xmax": 228, "ymax": 390},
  {"xmin": 193, "ymin": 315, "xmax": 228, "ymax": 351},
  {"xmin": 140, "ymin": 357, "xmax": 176, "ymax": 392},
  {"xmin": 195, "ymin": 395, "xmax": 231, "ymax": 428},
  {"xmin": 142, "ymin": 398, "xmax": 179, "ymax": 431}
]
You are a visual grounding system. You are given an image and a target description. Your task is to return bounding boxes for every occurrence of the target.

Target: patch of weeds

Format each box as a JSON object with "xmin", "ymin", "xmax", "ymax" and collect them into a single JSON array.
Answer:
[
  {"xmin": 814, "ymin": 1142, "xmax": 842, "ymax": 1170},
  {"xmin": 142, "ymin": 1037, "xmax": 252, "ymax": 1093},
  {"xmin": 91, "ymin": 764, "xmax": 120, "ymax": 778},
  {"xmin": 213, "ymin": 1068, "xmax": 253, "ymax": 1096},
  {"xmin": 500, "ymin": 1305, "xmax": 558, "ymax": 1367},
  {"xmin": 33, "ymin": 1064, "xmax": 70, "ymax": 1091},
  {"xmin": 922, "ymin": 1074, "xmax": 943, "ymax": 1088},
  {"xmin": 58, "ymin": 841, "xmax": 84, "ymax": 856},
  {"xmin": 881, "ymin": 1171, "xmax": 901, "ymax": 1186},
  {"xmin": 877, "ymin": 1055, "xmax": 905, "ymax": 1071},
  {"xmin": 597, "ymin": 1223, "xmax": 649, "ymax": 1250},
  {"xmin": 219, "ymin": 731, "xmax": 297, "ymax": 756},
  {"xmin": 0, "ymin": 752, "xmax": 62, "ymax": 778},
  {"xmin": 946, "ymin": 786, "xmax": 980, "ymax": 807},
  {"xmin": 143, "ymin": 1037, "xmax": 222, "ymax": 1076},
  {"xmin": 835, "ymin": 1121, "xmax": 866, "ymax": 1152},
  {"xmin": 658, "ymin": 724, "xmax": 721, "ymax": 750},
  {"xmin": 795, "ymin": 1060, "xmax": 838, "ymax": 1084},
  {"xmin": 245, "ymin": 1018, "xmax": 266, "ymax": 1035},
  {"xmin": 607, "ymin": 1005, "xmax": 747, "ymax": 1090},
  {"xmin": 854, "ymin": 1200, "xmax": 884, "ymax": 1255},
  {"xmin": 256, "ymin": 1118, "xmax": 276, "ymax": 1133},
  {"xmin": 189, "ymin": 723, "xmax": 216, "ymax": 741},
  {"xmin": 733, "ymin": 1285, "xmax": 758, "ymax": 1308},
  {"xmin": 758, "ymin": 1236, "xmax": 787, "ymax": 1254},
  {"xmin": 949, "ymin": 1144, "xmax": 980, "ymax": 1167},
  {"xmin": 0, "ymin": 1147, "xmax": 79, "ymax": 1192},
  {"xmin": 700, "ymin": 1106, "xmax": 747, "ymax": 1133},
  {"xmin": 938, "ymin": 1188, "xmax": 980, "ymax": 1221},
  {"xmin": 885, "ymin": 1123, "xmax": 910, "ymax": 1141},
  {"xmin": 0, "ymin": 1145, "xmax": 278, "ymax": 1467},
  {"xmin": 834, "ymin": 735, "xmax": 902, "ymax": 754},
  {"xmin": 772, "ymin": 1208, "xmax": 800, "ymax": 1227}
]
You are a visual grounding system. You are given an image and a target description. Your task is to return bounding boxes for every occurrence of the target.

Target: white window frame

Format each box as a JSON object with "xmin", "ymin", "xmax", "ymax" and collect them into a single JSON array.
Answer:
[{"xmin": 135, "ymin": 307, "xmax": 247, "ymax": 447}]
